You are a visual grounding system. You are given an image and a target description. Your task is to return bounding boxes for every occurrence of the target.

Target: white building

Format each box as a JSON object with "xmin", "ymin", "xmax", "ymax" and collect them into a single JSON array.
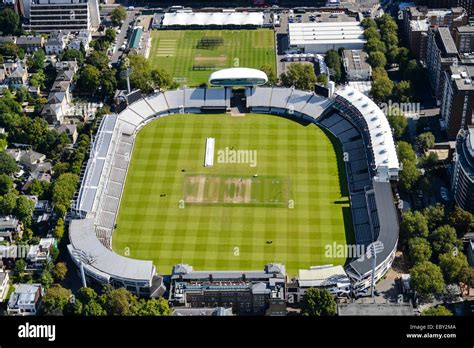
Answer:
[
  {"xmin": 7, "ymin": 284, "xmax": 43, "ymax": 316},
  {"xmin": 342, "ymin": 49, "xmax": 372, "ymax": 81},
  {"xmin": 288, "ymin": 22, "xmax": 366, "ymax": 54},
  {"xmin": 292, "ymin": 265, "xmax": 351, "ymax": 302},
  {"xmin": 27, "ymin": 238, "xmax": 55, "ymax": 269},
  {"xmin": 45, "ymin": 31, "xmax": 68, "ymax": 55},
  {"xmin": 68, "ymin": 29, "xmax": 91, "ymax": 51},
  {"xmin": 26, "ymin": 0, "xmax": 99, "ymax": 33}
]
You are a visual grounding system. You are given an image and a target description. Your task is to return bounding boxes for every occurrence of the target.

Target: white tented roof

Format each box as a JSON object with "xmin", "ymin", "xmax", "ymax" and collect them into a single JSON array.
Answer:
[
  {"xmin": 288, "ymin": 22, "xmax": 366, "ymax": 45},
  {"xmin": 335, "ymin": 86, "xmax": 399, "ymax": 172},
  {"xmin": 209, "ymin": 67, "xmax": 268, "ymax": 83},
  {"xmin": 162, "ymin": 12, "xmax": 264, "ymax": 27}
]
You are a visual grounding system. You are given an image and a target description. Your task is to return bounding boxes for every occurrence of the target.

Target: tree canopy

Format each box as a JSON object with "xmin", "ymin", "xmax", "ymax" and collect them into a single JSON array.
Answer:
[
  {"xmin": 110, "ymin": 6, "xmax": 127, "ymax": 26},
  {"xmin": 280, "ymin": 63, "xmax": 317, "ymax": 90},
  {"xmin": 409, "ymin": 261, "xmax": 445, "ymax": 300},
  {"xmin": 301, "ymin": 288, "xmax": 337, "ymax": 316}
]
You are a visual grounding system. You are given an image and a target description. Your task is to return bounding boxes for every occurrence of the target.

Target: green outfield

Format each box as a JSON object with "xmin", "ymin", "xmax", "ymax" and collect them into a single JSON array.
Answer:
[
  {"xmin": 112, "ymin": 114, "xmax": 353, "ymax": 276},
  {"xmin": 148, "ymin": 29, "xmax": 276, "ymax": 86}
]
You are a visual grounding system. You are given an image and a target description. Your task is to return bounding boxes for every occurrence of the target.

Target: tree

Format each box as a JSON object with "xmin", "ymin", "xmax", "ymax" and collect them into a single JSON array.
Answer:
[
  {"xmin": 448, "ymin": 207, "xmax": 474, "ymax": 238},
  {"xmin": 386, "ymin": 45, "xmax": 399, "ymax": 65},
  {"xmin": 77, "ymin": 287, "xmax": 98, "ymax": 304},
  {"xmin": 386, "ymin": 107, "xmax": 408, "ymax": 139},
  {"xmin": 110, "ymin": 6, "xmax": 127, "ymax": 26},
  {"xmin": 0, "ymin": 8, "xmax": 20, "ymax": 35},
  {"xmin": 371, "ymin": 74, "xmax": 394, "ymax": 101},
  {"xmin": 280, "ymin": 63, "xmax": 317, "ymax": 90},
  {"xmin": 41, "ymin": 285, "xmax": 71, "ymax": 315},
  {"xmin": 399, "ymin": 160, "xmax": 421, "ymax": 192},
  {"xmin": 260, "ymin": 64, "xmax": 278, "ymax": 86},
  {"xmin": 27, "ymin": 49, "xmax": 46, "ymax": 73},
  {"xmin": 300, "ymin": 288, "xmax": 337, "ymax": 316},
  {"xmin": 83, "ymin": 300, "xmax": 107, "ymax": 316},
  {"xmin": 408, "ymin": 237, "xmax": 432, "ymax": 264},
  {"xmin": 439, "ymin": 252, "xmax": 469, "ymax": 284},
  {"xmin": 13, "ymin": 259, "xmax": 27, "ymax": 281},
  {"xmin": 401, "ymin": 210, "xmax": 429, "ymax": 240},
  {"xmin": 397, "ymin": 141, "xmax": 416, "ymax": 163},
  {"xmin": 397, "ymin": 47, "xmax": 410, "ymax": 70},
  {"xmin": 0, "ymin": 173, "xmax": 14, "ymax": 195},
  {"xmin": 101, "ymin": 287, "xmax": 132, "ymax": 316},
  {"xmin": 361, "ymin": 18, "xmax": 377, "ymax": 29},
  {"xmin": 365, "ymin": 38, "xmax": 386, "ymax": 54},
  {"xmin": 27, "ymin": 179, "xmax": 50, "ymax": 199},
  {"xmin": 150, "ymin": 68, "xmax": 177, "ymax": 91},
  {"xmin": 417, "ymin": 132, "xmax": 435, "ymax": 151},
  {"xmin": 87, "ymin": 50, "xmax": 110, "ymax": 71},
  {"xmin": 77, "ymin": 65, "xmax": 101, "ymax": 93},
  {"xmin": 53, "ymin": 262, "xmax": 68, "ymax": 282},
  {"xmin": 364, "ymin": 27, "xmax": 381, "ymax": 40},
  {"xmin": 422, "ymin": 204, "xmax": 445, "ymax": 231},
  {"xmin": 15, "ymin": 195, "xmax": 35, "ymax": 226},
  {"xmin": 30, "ymin": 70, "xmax": 46, "ymax": 89},
  {"xmin": 0, "ymin": 192, "xmax": 17, "ymax": 215},
  {"xmin": 409, "ymin": 261, "xmax": 445, "ymax": 300},
  {"xmin": 0, "ymin": 151, "xmax": 19, "ymax": 176},
  {"xmin": 59, "ymin": 49, "xmax": 84, "ymax": 65},
  {"xmin": 53, "ymin": 218, "xmax": 65, "ymax": 240},
  {"xmin": 429, "ymin": 225, "xmax": 461, "ymax": 259},
  {"xmin": 368, "ymin": 51, "xmax": 387, "ymax": 68},
  {"xmin": 52, "ymin": 173, "xmax": 79, "ymax": 216},
  {"xmin": 104, "ymin": 28, "xmax": 117, "ymax": 44},
  {"xmin": 421, "ymin": 306, "xmax": 453, "ymax": 316},
  {"xmin": 40, "ymin": 269, "xmax": 54, "ymax": 289},
  {"xmin": 393, "ymin": 80, "xmax": 413, "ymax": 103},
  {"xmin": 316, "ymin": 74, "xmax": 328, "ymax": 86},
  {"xmin": 125, "ymin": 54, "xmax": 153, "ymax": 93},
  {"xmin": 131, "ymin": 297, "xmax": 172, "ymax": 316},
  {"xmin": 324, "ymin": 49, "xmax": 342, "ymax": 81},
  {"xmin": 419, "ymin": 152, "xmax": 439, "ymax": 170}
]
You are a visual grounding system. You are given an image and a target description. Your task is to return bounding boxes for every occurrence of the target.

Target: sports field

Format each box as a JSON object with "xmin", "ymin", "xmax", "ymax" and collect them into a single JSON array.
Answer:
[
  {"xmin": 148, "ymin": 29, "xmax": 276, "ymax": 86},
  {"xmin": 112, "ymin": 114, "xmax": 353, "ymax": 276}
]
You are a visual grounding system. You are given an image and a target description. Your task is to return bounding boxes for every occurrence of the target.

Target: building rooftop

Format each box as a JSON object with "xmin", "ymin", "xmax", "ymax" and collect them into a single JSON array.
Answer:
[
  {"xmin": 68, "ymin": 218, "xmax": 156, "ymax": 282},
  {"xmin": 289, "ymin": 22, "xmax": 366, "ymax": 46},
  {"xmin": 438, "ymin": 27, "xmax": 458, "ymax": 55},
  {"xmin": 343, "ymin": 49, "xmax": 370, "ymax": 72},
  {"xmin": 8, "ymin": 283, "xmax": 42, "ymax": 309},
  {"xmin": 449, "ymin": 65, "xmax": 474, "ymax": 91}
]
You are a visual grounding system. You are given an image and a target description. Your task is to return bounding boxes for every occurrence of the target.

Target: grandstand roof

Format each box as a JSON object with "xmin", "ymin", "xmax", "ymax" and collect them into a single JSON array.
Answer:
[
  {"xmin": 75, "ymin": 114, "xmax": 118, "ymax": 215},
  {"xmin": 298, "ymin": 265, "xmax": 350, "ymax": 287},
  {"xmin": 162, "ymin": 12, "xmax": 264, "ymax": 27},
  {"xmin": 335, "ymin": 86, "xmax": 399, "ymax": 173},
  {"xmin": 68, "ymin": 218, "xmax": 156, "ymax": 282},
  {"xmin": 288, "ymin": 22, "xmax": 366, "ymax": 46},
  {"xmin": 348, "ymin": 181, "xmax": 399, "ymax": 277}
]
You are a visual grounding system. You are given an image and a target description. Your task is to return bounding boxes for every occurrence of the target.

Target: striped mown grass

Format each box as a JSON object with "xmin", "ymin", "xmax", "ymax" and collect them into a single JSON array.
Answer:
[
  {"xmin": 148, "ymin": 29, "xmax": 276, "ymax": 86},
  {"xmin": 112, "ymin": 113, "xmax": 353, "ymax": 276}
]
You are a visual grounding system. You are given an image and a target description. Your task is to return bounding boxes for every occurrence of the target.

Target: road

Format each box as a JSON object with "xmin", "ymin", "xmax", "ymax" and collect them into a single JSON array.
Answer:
[{"xmin": 111, "ymin": 10, "xmax": 137, "ymax": 64}]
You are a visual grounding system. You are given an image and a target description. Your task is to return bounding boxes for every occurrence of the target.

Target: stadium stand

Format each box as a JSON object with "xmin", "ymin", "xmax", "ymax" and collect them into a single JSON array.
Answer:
[{"xmin": 69, "ymin": 85, "xmax": 399, "ymax": 296}]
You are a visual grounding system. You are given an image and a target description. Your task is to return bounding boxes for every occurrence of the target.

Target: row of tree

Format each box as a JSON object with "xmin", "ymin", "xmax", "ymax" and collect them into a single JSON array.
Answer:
[
  {"xmin": 362, "ymin": 16, "xmax": 418, "ymax": 103},
  {"xmin": 41, "ymin": 284, "xmax": 172, "ymax": 316},
  {"xmin": 401, "ymin": 204, "xmax": 474, "ymax": 299}
]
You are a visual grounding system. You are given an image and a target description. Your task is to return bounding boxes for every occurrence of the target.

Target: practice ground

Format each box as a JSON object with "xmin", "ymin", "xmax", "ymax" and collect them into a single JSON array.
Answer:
[
  {"xmin": 148, "ymin": 29, "xmax": 276, "ymax": 86},
  {"xmin": 112, "ymin": 114, "xmax": 353, "ymax": 276}
]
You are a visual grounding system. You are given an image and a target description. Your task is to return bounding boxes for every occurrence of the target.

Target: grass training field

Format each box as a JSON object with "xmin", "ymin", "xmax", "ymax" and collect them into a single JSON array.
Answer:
[
  {"xmin": 148, "ymin": 29, "xmax": 276, "ymax": 86},
  {"xmin": 112, "ymin": 114, "xmax": 353, "ymax": 276}
]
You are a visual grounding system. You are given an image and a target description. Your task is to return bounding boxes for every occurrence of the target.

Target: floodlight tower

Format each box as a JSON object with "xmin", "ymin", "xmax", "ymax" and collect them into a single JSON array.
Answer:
[{"xmin": 365, "ymin": 240, "xmax": 384, "ymax": 298}]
